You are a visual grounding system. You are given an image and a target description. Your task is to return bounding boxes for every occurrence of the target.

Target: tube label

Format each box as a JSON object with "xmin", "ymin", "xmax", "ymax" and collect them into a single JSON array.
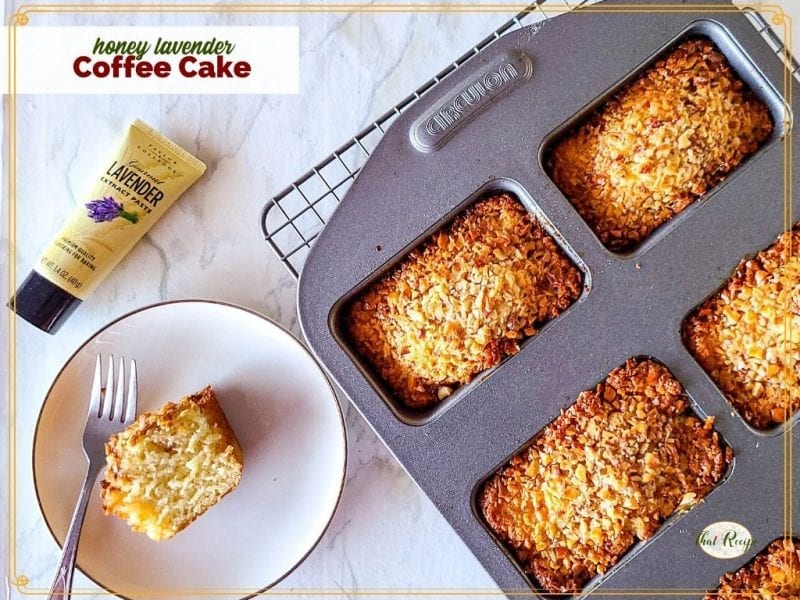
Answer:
[{"xmin": 34, "ymin": 120, "xmax": 206, "ymax": 299}]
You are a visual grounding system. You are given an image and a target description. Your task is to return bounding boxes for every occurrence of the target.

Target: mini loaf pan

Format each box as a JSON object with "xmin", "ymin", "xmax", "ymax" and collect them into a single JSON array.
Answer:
[
  {"xmin": 329, "ymin": 179, "xmax": 592, "ymax": 427},
  {"xmin": 296, "ymin": 0, "xmax": 799, "ymax": 597}
]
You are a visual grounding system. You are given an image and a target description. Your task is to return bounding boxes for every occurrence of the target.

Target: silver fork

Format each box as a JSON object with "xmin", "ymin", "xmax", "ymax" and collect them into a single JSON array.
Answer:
[{"xmin": 48, "ymin": 355, "xmax": 138, "ymax": 600}]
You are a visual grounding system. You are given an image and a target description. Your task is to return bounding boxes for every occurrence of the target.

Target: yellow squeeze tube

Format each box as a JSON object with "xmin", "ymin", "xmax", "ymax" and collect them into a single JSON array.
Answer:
[{"xmin": 11, "ymin": 120, "xmax": 207, "ymax": 333}]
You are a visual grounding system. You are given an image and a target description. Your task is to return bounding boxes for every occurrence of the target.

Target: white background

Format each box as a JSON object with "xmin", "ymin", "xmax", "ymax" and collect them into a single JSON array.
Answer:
[{"xmin": 5, "ymin": 26, "xmax": 299, "ymax": 94}]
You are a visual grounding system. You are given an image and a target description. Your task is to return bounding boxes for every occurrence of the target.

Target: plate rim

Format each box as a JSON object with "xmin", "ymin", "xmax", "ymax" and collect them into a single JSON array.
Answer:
[{"xmin": 30, "ymin": 298, "xmax": 348, "ymax": 600}]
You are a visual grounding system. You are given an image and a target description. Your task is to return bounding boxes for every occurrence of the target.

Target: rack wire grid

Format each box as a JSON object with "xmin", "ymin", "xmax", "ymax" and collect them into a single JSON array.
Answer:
[{"xmin": 260, "ymin": 0, "xmax": 800, "ymax": 279}]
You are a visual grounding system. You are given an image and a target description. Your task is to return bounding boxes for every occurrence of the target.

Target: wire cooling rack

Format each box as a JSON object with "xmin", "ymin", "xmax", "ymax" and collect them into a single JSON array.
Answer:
[{"xmin": 260, "ymin": 1, "xmax": 800, "ymax": 279}]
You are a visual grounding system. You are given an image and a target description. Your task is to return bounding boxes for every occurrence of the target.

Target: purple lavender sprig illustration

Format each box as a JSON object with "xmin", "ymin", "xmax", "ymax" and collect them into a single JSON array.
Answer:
[{"xmin": 85, "ymin": 197, "xmax": 140, "ymax": 224}]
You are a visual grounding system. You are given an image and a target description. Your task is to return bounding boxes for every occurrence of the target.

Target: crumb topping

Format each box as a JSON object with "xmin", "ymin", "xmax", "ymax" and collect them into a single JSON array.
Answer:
[
  {"xmin": 684, "ymin": 225, "xmax": 800, "ymax": 429},
  {"xmin": 547, "ymin": 38, "xmax": 773, "ymax": 251},
  {"xmin": 346, "ymin": 193, "xmax": 582, "ymax": 409},
  {"xmin": 480, "ymin": 358, "xmax": 730, "ymax": 593},
  {"xmin": 705, "ymin": 538, "xmax": 800, "ymax": 599}
]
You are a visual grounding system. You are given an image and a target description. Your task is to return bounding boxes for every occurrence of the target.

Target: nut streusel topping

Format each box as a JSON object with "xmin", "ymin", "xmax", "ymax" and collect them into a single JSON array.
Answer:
[
  {"xmin": 547, "ymin": 38, "xmax": 773, "ymax": 251},
  {"xmin": 684, "ymin": 224, "xmax": 800, "ymax": 429},
  {"xmin": 480, "ymin": 358, "xmax": 730, "ymax": 593},
  {"xmin": 345, "ymin": 193, "xmax": 582, "ymax": 409}
]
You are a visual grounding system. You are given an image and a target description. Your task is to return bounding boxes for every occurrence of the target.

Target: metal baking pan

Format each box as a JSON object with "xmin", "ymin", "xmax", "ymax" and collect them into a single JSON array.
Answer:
[{"xmin": 289, "ymin": 0, "xmax": 798, "ymax": 596}]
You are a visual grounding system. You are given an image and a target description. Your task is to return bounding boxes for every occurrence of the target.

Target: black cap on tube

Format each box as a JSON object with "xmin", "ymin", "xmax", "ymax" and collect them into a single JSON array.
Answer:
[{"xmin": 9, "ymin": 271, "xmax": 81, "ymax": 334}]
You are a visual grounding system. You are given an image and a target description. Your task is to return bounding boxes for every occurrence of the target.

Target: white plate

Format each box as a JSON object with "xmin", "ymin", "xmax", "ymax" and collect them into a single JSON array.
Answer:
[{"xmin": 33, "ymin": 300, "xmax": 347, "ymax": 600}]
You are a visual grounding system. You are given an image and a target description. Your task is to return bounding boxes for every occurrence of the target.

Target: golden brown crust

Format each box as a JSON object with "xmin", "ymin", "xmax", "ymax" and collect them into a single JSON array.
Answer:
[
  {"xmin": 704, "ymin": 538, "xmax": 800, "ymax": 599},
  {"xmin": 190, "ymin": 386, "xmax": 244, "ymax": 465},
  {"xmin": 479, "ymin": 358, "xmax": 730, "ymax": 593},
  {"xmin": 116, "ymin": 386, "xmax": 243, "ymax": 465},
  {"xmin": 547, "ymin": 38, "xmax": 773, "ymax": 251},
  {"xmin": 684, "ymin": 224, "xmax": 800, "ymax": 429},
  {"xmin": 345, "ymin": 193, "xmax": 583, "ymax": 409}
]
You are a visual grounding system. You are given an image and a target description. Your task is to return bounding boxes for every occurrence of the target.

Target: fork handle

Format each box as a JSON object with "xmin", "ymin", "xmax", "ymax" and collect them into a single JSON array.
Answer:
[{"xmin": 48, "ymin": 463, "xmax": 102, "ymax": 600}]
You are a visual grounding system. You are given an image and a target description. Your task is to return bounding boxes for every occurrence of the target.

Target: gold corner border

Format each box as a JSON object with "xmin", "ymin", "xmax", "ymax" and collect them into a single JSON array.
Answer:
[
  {"xmin": 6, "ymin": 1, "xmax": 795, "ymax": 597},
  {"xmin": 771, "ymin": 2, "xmax": 795, "ymax": 562},
  {"xmin": 7, "ymin": 4, "xmax": 20, "ymax": 597},
  {"xmin": 781, "ymin": 8, "xmax": 793, "ymax": 555}
]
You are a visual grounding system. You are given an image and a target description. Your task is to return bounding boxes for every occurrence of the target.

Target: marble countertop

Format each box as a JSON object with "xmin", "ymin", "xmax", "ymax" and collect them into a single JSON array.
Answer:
[{"xmin": 2, "ymin": 2, "xmax": 796, "ymax": 599}]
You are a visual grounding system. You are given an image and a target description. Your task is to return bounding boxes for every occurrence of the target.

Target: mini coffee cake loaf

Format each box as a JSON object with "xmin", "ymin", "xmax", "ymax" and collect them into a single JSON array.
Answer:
[
  {"xmin": 705, "ymin": 537, "xmax": 800, "ymax": 599},
  {"xmin": 547, "ymin": 38, "xmax": 773, "ymax": 251},
  {"xmin": 684, "ymin": 224, "xmax": 800, "ymax": 429},
  {"xmin": 101, "ymin": 386, "xmax": 243, "ymax": 540},
  {"xmin": 345, "ymin": 193, "xmax": 583, "ymax": 410},
  {"xmin": 480, "ymin": 358, "xmax": 730, "ymax": 593}
]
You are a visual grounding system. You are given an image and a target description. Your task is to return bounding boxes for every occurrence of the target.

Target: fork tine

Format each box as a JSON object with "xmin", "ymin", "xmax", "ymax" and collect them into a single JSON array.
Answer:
[
  {"xmin": 113, "ymin": 356, "xmax": 126, "ymax": 422},
  {"xmin": 125, "ymin": 359, "xmax": 138, "ymax": 424},
  {"xmin": 88, "ymin": 355, "xmax": 103, "ymax": 419},
  {"xmin": 103, "ymin": 354, "xmax": 115, "ymax": 420}
]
